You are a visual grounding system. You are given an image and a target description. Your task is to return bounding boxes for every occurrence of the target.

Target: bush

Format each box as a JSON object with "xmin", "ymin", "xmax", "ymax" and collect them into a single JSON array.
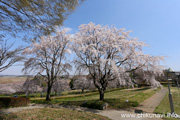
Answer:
[
  {"xmin": 104, "ymin": 99, "xmax": 139, "ymax": 109},
  {"xmin": 0, "ymin": 97, "xmax": 29, "ymax": 109},
  {"xmin": 81, "ymin": 99, "xmax": 139, "ymax": 110},
  {"xmin": 81, "ymin": 100, "xmax": 106, "ymax": 110},
  {"xmin": 129, "ymin": 101, "xmax": 139, "ymax": 107}
]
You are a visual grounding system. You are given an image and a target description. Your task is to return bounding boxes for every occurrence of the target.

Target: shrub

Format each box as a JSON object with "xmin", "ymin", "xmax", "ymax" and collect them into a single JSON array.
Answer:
[
  {"xmin": 0, "ymin": 97, "xmax": 29, "ymax": 109},
  {"xmin": 81, "ymin": 99, "xmax": 139, "ymax": 110},
  {"xmin": 81, "ymin": 100, "xmax": 106, "ymax": 110},
  {"xmin": 129, "ymin": 101, "xmax": 139, "ymax": 107},
  {"xmin": 104, "ymin": 99, "xmax": 139, "ymax": 109}
]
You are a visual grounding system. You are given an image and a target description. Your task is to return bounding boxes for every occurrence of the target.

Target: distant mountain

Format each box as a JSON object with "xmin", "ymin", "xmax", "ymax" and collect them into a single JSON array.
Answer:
[{"xmin": 0, "ymin": 75, "xmax": 32, "ymax": 77}]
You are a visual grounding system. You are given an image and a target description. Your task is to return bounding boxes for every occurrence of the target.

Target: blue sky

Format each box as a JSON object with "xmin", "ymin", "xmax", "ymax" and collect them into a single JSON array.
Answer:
[{"xmin": 1, "ymin": 0, "xmax": 180, "ymax": 75}]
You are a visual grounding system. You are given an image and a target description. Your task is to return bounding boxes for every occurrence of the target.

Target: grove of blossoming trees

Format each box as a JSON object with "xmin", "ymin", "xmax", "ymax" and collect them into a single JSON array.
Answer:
[{"xmin": 22, "ymin": 22, "xmax": 164, "ymax": 101}]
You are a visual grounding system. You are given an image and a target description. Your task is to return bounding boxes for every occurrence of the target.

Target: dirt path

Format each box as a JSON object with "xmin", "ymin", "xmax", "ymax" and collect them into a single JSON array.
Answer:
[
  {"xmin": 133, "ymin": 88, "xmax": 168, "ymax": 113},
  {"xmin": 0, "ymin": 88, "xmax": 168, "ymax": 120}
]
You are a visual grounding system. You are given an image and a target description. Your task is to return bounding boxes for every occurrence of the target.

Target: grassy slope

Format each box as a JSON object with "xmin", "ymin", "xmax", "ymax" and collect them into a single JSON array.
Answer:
[
  {"xmin": 0, "ymin": 108, "xmax": 110, "ymax": 120},
  {"xmin": 32, "ymin": 87, "xmax": 159, "ymax": 109},
  {"xmin": 154, "ymin": 87, "xmax": 180, "ymax": 120}
]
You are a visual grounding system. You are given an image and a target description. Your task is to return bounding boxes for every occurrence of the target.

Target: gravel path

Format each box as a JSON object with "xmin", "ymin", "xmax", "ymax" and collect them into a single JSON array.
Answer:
[
  {"xmin": 96, "ymin": 88, "xmax": 168, "ymax": 120},
  {"xmin": 0, "ymin": 88, "xmax": 168, "ymax": 120}
]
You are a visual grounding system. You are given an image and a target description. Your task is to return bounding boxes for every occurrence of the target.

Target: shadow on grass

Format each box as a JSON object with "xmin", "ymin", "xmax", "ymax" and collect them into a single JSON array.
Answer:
[
  {"xmin": 104, "ymin": 99, "xmax": 139, "ymax": 109},
  {"xmin": 31, "ymin": 98, "xmax": 139, "ymax": 110}
]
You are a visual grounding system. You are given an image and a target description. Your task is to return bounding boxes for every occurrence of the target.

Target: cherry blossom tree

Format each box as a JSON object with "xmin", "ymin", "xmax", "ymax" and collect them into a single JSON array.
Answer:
[
  {"xmin": 131, "ymin": 69, "xmax": 163, "ymax": 88},
  {"xmin": 74, "ymin": 22, "xmax": 164, "ymax": 101},
  {"xmin": 23, "ymin": 77, "xmax": 40, "ymax": 97},
  {"xmin": 23, "ymin": 29, "xmax": 72, "ymax": 100},
  {"xmin": 0, "ymin": 82, "xmax": 24, "ymax": 95},
  {"xmin": 73, "ymin": 76, "xmax": 95, "ymax": 93},
  {"xmin": 52, "ymin": 79, "xmax": 70, "ymax": 96}
]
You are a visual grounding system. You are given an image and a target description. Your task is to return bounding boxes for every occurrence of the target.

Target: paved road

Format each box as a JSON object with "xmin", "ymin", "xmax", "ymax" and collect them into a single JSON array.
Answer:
[{"xmin": 134, "ymin": 88, "xmax": 168, "ymax": 113}]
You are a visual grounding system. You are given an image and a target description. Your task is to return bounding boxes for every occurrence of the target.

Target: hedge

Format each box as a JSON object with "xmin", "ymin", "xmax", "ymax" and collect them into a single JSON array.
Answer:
[
  {"xmin": 81, "ymin": 99, "xmax": 139, "ymax": 110},
  {"xmin": 0, "ymin": 97, "xmax": 29, "ymax": 109},
  {"xmin": 81, "ymin": 100, "xmax": 106, "ymax": 110}
]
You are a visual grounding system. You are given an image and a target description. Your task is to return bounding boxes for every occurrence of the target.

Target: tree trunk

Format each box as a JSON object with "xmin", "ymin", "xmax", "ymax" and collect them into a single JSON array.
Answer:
[
  {"xmin": 40, "ymin": 92, "xmax": 43, "ymax": 97},
  {"xmin": 82, "ymin": 89, "xmax": 84, "ymax": 93},
  {"xmin": 55, "ymin": 91, "xmax": 57, "ymax": 96},
  {"xmin": 26, "ymin": 91, "xmax": 29, "ymax": 97},
  {"xmin": 99, "ymin": 89, "xmax": 104, "ymax": 101},
  {"xmin": 46, "ymin": 85, "xmax": 52, "ymax": 101},
  {"xmin": 58, "ymin": 90, "xmax": 61, "ymax": 96}
]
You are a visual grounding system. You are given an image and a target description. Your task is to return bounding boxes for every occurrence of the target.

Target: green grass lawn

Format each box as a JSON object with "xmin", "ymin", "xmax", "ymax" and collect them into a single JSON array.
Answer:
[
  {"xmin": 0, "ymin": 87, "xmax": 160, "ymax": 120},
  {"xmin": 32, "ymin": 87, "xmax": 159, "ymax": 109},
  {"xmin": 154, "ymin": 87, "xmax": 180, "ymax": 120},
  {"xmin": 0, "ymin": 88, "xmax": 104, "ymax": 98},
  {"xmin": 0, "ymin": 108, "xmax": 110, "ymax": 120}
]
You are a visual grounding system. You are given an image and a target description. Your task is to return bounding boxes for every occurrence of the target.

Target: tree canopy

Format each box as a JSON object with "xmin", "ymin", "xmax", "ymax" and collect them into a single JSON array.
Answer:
[
  {"xmin": 0, "ymin": 0, "xmax": 84, "ymax": 41},
  {"xmin": 0, "ymin": 40, "xmax": 23, "ymax": 72}
]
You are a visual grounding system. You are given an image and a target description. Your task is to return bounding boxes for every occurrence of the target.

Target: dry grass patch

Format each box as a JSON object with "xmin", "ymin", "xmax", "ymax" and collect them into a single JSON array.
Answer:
[
  {"xmin": 0, "ymin": 108, "xmax": 110, "ymax": 120},
  {"xmin": 0, "ymin": 77, "xmax": 26, "ymax": 84}
]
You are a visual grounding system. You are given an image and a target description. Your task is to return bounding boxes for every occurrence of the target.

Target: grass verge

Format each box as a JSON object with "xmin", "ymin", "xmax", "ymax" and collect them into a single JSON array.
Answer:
[
  {"xmin": 154, "ymin": 87, "xmax": 180, "ymax": 120},
  {"xmin": 32, "ymin": 87, "xmax": 159, "ymax": 110}
]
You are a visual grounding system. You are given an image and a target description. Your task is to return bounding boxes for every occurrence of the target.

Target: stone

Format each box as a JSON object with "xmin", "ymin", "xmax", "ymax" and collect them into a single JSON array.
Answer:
[
  {"xmin": 101, "ymin": 103, "xmax": 109, "ymax": 110},
  {"xmin": 135, "ymin": 109, "xmax": 143, "ymax": 113}
]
